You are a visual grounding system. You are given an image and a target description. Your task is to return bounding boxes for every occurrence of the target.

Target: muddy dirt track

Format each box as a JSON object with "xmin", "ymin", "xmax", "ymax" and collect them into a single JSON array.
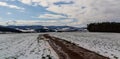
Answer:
[{"xmin": 38, "ymin": 34, "xmax": 109, "ymax": 59}]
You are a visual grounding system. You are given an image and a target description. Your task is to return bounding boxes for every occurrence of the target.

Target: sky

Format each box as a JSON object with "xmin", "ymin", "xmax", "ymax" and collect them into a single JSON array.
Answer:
[{"xmin": 0, "ymin": 0, "xmax": 120, "ymax": 27}]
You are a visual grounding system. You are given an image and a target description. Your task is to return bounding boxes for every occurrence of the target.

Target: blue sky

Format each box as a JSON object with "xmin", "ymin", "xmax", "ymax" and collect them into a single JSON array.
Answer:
[{"xmin": 0, "ymin": 0, "xmax": 120, "ymax": 27}]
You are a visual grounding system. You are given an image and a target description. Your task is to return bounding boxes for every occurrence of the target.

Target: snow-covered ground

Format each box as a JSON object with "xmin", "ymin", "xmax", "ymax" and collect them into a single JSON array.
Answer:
[
  {"xmin": 0, "ymin": 32, "xmax": 120, "ymax": 59},
  {"xmin": 0, "ymin": 33, "xmax": 58, "ymax": 59},
  {"xmin": 50, "ymin": 32, "xmax": 120, "ymax": 59}
]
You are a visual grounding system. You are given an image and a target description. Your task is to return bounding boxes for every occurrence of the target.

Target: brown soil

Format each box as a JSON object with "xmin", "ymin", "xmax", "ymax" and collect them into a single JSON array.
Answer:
[{"xmin": 38, "ymin": 34, "xmax": 110, "ymax": 59}]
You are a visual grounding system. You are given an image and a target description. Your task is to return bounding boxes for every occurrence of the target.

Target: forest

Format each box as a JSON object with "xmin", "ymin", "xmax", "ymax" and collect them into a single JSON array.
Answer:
[{"xmin": 87, "ymin": 22, "xmax": 120, "ymax": 33}]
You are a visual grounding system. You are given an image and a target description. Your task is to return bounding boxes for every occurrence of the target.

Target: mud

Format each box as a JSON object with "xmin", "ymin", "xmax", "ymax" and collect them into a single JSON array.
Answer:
[{"xmin": 38, "ymin": 34, "xmax": 109, "ymax": 59}]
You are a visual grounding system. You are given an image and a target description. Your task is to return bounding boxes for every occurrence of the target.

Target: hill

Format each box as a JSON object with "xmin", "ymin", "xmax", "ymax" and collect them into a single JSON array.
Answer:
[
  {"xmin": 7, "ymin": 25, "xmax": 83, "ymax": 32},
  {"xmin": 0, "ymin": 26, "xmax": 22, "ymax": 33}
]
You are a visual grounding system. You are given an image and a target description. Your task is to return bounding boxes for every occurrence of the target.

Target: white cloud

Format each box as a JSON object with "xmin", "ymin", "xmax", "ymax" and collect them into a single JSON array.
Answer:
[
  {"xmin": 47, "ymin": 0, "xmax": 120, "ymax": 26},
  {"xmin": 12, "ymin": 0, "xmax": 120, "ymax": 26},
  {"xmin": 37, "ymin": 14, "xmax": 66, "ymax": 19},
  {"xmin": 20, "ymin": 0, "xmax": 32, "ymax": 5},
  {"xmin": 19, "ymin": 0, "xmax": 74, "ymax": 7},
  {"xmin": 0, "ymin": 17, "xmax": 2, "ymax": 20},
  {"xmin": 7, "ymin": 12, "xmax": 12, "ymax": 15},
  {"xmin": 19, "ymin": 0, "xmax": 48, "ymax": 7},
  {"xmin": 0, "ymin": 20, "xmax": 8, "ymax": 25},
  {"xmin": 0, "ymin": 2, "xmax": 24, "ymax": 10},
  {"xmin": 0, "ymin": 19, "xmax": 74, "ymax": 26}
]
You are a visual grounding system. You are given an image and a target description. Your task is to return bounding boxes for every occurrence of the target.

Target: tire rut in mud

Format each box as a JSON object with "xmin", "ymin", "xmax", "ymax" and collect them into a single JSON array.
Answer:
[{"xmin": 38, "ymin": 34, "xmax": 110, "ymax": 59}]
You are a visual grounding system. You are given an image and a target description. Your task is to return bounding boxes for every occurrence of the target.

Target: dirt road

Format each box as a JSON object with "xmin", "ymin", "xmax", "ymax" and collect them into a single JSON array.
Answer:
[{"xmin": 38, "ymin": 34, "xmax": 109, "ymax": 59}]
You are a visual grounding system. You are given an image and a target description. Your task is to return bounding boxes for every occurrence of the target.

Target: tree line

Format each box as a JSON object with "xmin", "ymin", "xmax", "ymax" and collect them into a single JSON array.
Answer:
[{"xmin": 87, "ymin": 22, "xmax": 120, "ymax": 33}]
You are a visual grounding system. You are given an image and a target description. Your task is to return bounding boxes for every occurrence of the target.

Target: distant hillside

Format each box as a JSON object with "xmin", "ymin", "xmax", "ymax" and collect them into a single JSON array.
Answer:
[
  {"xmin": 7, "ymin": 25, "xmax": 43, "ymax": 30},
  {"xmin": 7, "ymin": 25, "xmax": 83, "ymax": 32},
  {"xmin": 7, "ymin": 25, "xmax": 79, "ymax": 30},
  {"xmin": 87, "ymin": 22, "xmax": 120, "ymax": 33},
  {"xmin": 0, "ymin": 26, "xmax": 22, "ymax": 33}
]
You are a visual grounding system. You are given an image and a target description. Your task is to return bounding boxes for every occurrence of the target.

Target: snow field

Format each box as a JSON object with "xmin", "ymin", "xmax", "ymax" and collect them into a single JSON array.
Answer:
[
  {"xmin": 0, "ymin": 33, "xmax": 58, "ymax": 59},
  {"xmin": 50, "ymin": 32, "xmax": 120, "ymax": 59}
]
